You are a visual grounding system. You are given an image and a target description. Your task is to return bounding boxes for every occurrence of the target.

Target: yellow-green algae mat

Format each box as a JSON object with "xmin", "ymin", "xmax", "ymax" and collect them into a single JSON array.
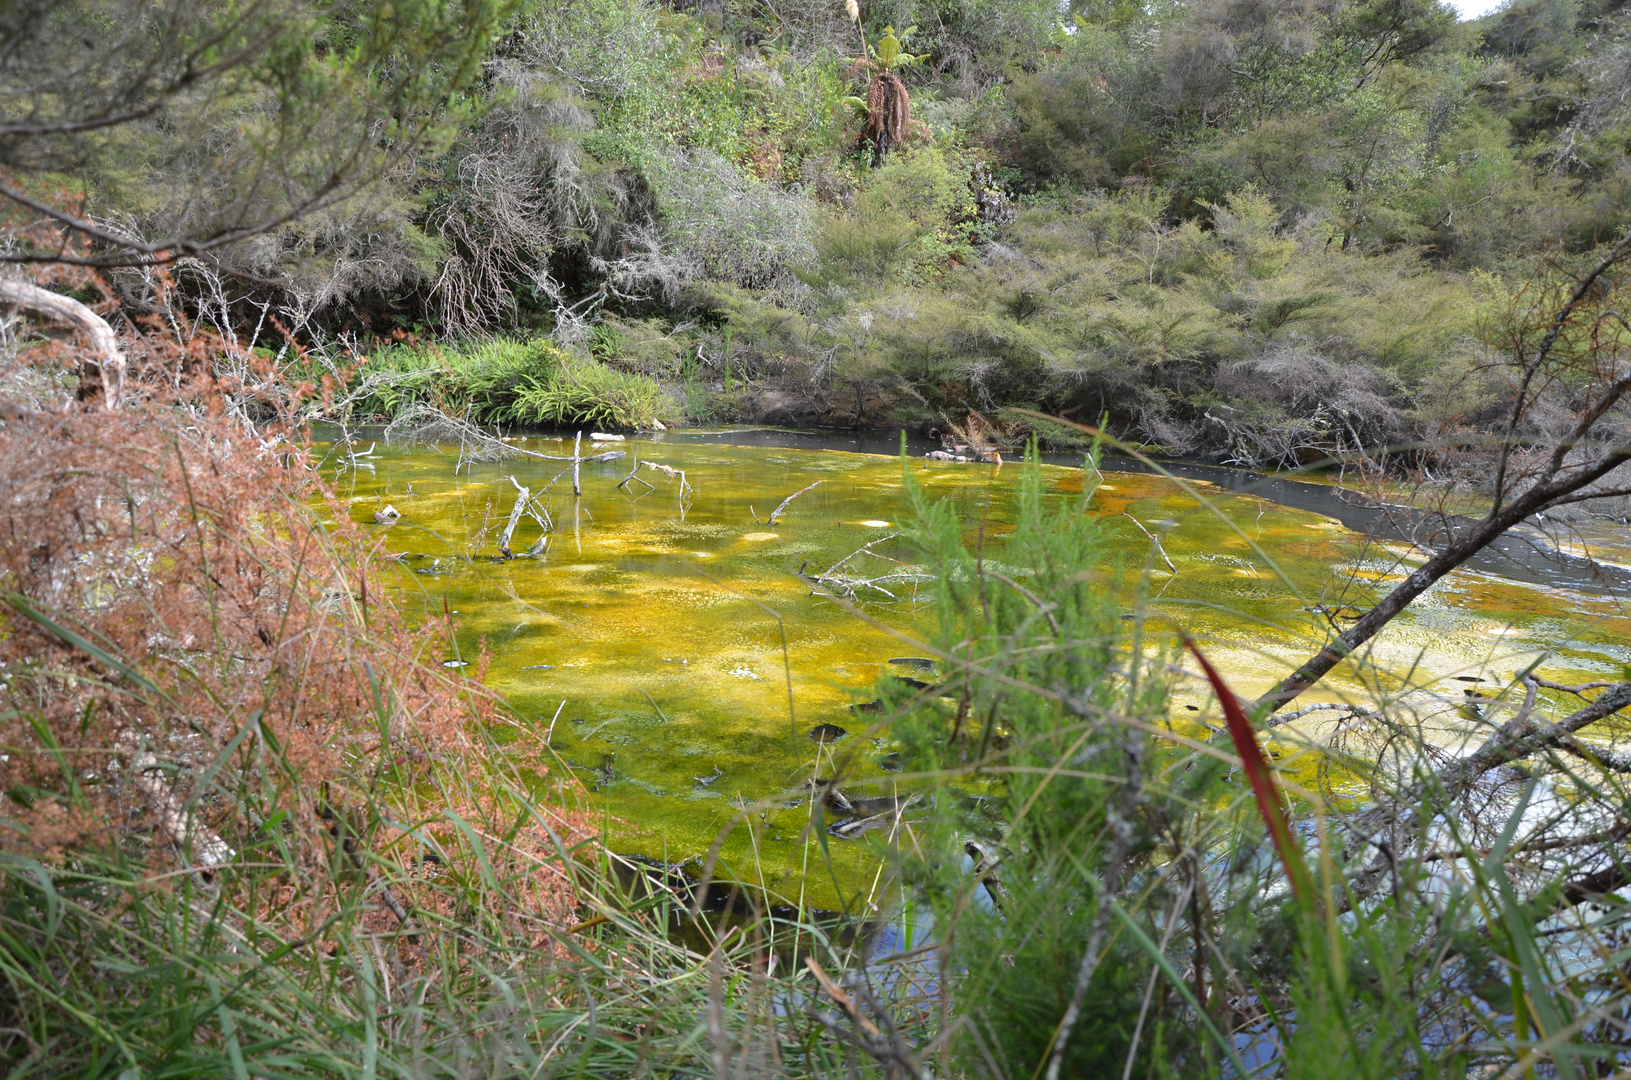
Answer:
[{"xmin": 324, "ymin": 433, "xmax": 1631, "ymax": 911}]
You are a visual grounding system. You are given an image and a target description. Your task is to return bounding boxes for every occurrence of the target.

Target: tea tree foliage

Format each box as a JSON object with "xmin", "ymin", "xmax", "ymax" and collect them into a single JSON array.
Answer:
[
  {"xmin": 0, "ymin": 0, "xmax": 512, "ymax": 267},
  {"xmin": 11, "ymin": 0, "xmax": 1631, "ymax": 467},
  {"xmin": 886, "ymin": 449, "xmax": 1194, "ymax": 1075}
]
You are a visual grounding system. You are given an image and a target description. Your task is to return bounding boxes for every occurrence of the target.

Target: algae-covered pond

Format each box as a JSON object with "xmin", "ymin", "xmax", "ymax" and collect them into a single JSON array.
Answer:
[{"xmin": 320, "ymin": 428, "xmax": 1631, "ymax": 910}]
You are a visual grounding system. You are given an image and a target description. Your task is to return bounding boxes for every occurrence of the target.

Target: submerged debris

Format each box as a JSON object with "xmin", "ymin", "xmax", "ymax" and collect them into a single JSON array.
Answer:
[
  {"xmin": 802, "ymin": 533, "xmax": 933, "ymax": 602},
  {"xmin": 805, "ymin": 777, "xmax": 853, "ymax": 814},
  {"xmin": 829, "ymin": 793, "xmax": 922, "ymax": 838}
]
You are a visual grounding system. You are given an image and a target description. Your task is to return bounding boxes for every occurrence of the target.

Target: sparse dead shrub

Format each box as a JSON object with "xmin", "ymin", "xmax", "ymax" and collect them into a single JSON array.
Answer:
[
  {"xmin": 0, "ymin": 319, "xmax": 595, "ymax": 1072},
  {"xmin": 0, "ymin": 396, "xmax": 591, "ymax": 869},
  {"xmin": 1209, "ymin": 340, "xmax": 1406, "ymax": 468}
]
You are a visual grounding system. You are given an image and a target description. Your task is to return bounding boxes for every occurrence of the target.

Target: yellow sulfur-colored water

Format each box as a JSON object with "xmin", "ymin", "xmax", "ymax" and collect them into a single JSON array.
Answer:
[{"xmin": 326, "ymin": 433, "xmax": 1631, "ymax": 910}]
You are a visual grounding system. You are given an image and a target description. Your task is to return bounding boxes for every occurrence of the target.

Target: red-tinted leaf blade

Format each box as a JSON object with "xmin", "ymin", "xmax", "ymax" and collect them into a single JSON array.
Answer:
[{"xmin": 1185, "ymin": 636, "xmax": 1312, "ymax": 907}]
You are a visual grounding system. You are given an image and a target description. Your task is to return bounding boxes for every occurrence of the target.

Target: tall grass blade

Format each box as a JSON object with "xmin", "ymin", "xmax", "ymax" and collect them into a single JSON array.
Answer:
[{"xmin": 1108, "ymin": 901, "xmax": 1250, "ymax": 1077}]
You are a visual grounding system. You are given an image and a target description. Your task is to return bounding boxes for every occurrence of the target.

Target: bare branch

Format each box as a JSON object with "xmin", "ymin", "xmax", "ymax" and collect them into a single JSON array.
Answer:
[
  {"xmin": 1123, "ymin": 511, "xmax": 1177, "ymax": 573},
  {"xmin": 1364, "ymin": 680, "xmax": 1631, "ymax": 832},
  {"xmin": 1493, "ymin": 229, "xmax": 1631, "ymax": 511},
  {"xmin": 983, "ymin": 568, "xmax": 1062, "ymax": 636},
  {"xmin": 498, "ymin": 476, "xmax": 530, "ymax": 558},
  {"xmin": 1533, "ymin": 677, "xmax": 1623, "ymax": 696},
  {"xmin": 768, "ymin": 480, "xmax": 822, "ymax": 524},
  {"xmin": 1266, "ymin": 701, "xmax": 1378, "ymax": 729},
  {"xmin": 1255, "ymin": 441, "xmax": 1631, "ymax": 714},
  {"xmin": 641, "ymin": 460, "xmax": 693, "ymax": 497},
  {"xmin": 0, "ymin": 276, "xmax": 124, "ymax": 409}
]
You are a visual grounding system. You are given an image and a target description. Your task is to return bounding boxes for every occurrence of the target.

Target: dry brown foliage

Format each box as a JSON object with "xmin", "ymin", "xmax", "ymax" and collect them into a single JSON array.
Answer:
[
  {"xmin": 0, "ymin": 300, "xmax": 591, "ymax": 953},
  {"xmin": 862, "ymin": 71, "xmax": 910, "ymax": 165}
]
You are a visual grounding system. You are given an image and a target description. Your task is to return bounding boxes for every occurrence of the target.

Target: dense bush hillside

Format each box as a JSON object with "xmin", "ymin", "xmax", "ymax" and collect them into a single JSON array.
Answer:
[{"xmin": 10, "ymin": 0, "xmax": 1631, "ymax": 460}]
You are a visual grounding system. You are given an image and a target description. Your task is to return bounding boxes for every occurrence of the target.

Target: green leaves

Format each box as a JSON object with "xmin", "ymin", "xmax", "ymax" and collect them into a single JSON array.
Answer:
[{"xmin": 871, "ymin": 25, "xmax": 925, "ymax": 71}]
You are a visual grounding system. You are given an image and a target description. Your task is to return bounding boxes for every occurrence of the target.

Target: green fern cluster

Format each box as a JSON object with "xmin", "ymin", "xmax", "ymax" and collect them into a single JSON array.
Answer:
[
  {"xmin": 341, "ymin": 337, "xmax": 677, "ymax": 430},
  {"xmin": 507, "ymin": 353, "xmax": 676, "ymax": 430}
]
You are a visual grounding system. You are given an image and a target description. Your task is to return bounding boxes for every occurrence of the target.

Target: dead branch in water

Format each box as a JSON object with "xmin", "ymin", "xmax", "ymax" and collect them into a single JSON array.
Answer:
[
  {"xmin": 617, "ymin": 446, "xmax": 655, "ymax": 493},
  {"xmin": 641, "ymin": 459, "xmax": 693, "ymax": 498},
  {"xmin": 1338, "ymin": 677, "xmax": 1631, "ymax": 907},
  {"xmin": 804, "ymin": 533, "xmax": 933, "ymax": 601},
  {"xmin": 571, "ymin": 431, "xmax": 582, "ymax": 496},
  {"xmin": 1123, "ymin": 512, "xmax": 1177, "ymax": 573},
  {"xmin": 533, "ymin": 441, "xmax": 628, "ymax": 507},
  {"xmin": 386, "ymin": 404, "xmax": 531, "ymax": 465},
  {"xmin": 384, "ymin": 406, "xmax": 624, "ymax": 475},
  {"xmin": 767, "ymin": 480, "xmax": 821, "ymax": 525},
  {"xmin": 499, "ymin": 476, "xmax": 530, "ymax": 558}
]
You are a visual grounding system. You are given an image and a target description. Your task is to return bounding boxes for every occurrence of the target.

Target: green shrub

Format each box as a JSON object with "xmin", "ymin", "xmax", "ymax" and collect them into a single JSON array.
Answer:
[
  {"xmin": 812, "ymin": 148, "xmax": 978, "ymax": 288},
  {"xmin": 509, "ymin": 353, "xmax": 677, "ymax": 430},
  {"xmin": 338, "ymin": 337, "xmax": 676, "ymax": 430},
  {"xmin": 879, "ymin": 446, "xmax": 1218, "ymax": 1075},
  {"xmin": 1009, "ymin": 23, "xmax": 1140, "ymax": 190}
]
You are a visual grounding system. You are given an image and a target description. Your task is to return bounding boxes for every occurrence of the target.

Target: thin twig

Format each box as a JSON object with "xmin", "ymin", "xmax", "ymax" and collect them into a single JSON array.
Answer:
[
  {"xmin": 768, "ymin": 480, "xmax": 822, "ymax": 524},
  {"xmin": 641, "ymin": 460, "xmax": 693, "ymax": 498},
  {"xmin": 1123, "ymin": 512, "xmax": 1176, "ymax": 573},
  {"xmin": 982, "ymin": 568, "xmax": 1062, "ymax": 636},
  {"xmin": 617, "ymin": 446, "xmax": 654, "ymax": 493}
]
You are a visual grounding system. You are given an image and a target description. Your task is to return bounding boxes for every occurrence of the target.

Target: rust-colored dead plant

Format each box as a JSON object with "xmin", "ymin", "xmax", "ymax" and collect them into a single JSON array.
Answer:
[{"xmin": 0, "ymin": 312, "xmax": 593, "ymax": 995}]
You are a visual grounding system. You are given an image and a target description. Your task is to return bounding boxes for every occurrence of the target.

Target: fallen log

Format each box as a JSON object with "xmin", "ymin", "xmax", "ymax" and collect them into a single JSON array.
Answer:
[
  {"xmin": 0, "ymin": 276, "xmax": 126, "ymax": 410},
  {"xmin": 119, "ymin": 729, "xmax": 233, "ymax": 871}
]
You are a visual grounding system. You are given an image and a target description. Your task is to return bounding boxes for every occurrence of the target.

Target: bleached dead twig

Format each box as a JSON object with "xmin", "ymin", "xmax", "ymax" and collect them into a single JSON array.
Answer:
[
  {"xmin": 384, "ymin": 405, "xmax": 623, "ymax": 468},
  {"xmin": 804, "ymin": 534, "xmax": 934, "ymax": 601},
  {"xmin": 500, "ymin": 475, "xmax": 531, "ymax": 557},
  {"xmin": 617, "ymin": 446, "xmax": 655, "ymax": 493},
  {"xmin": 1265, "ymin": 700, "xmax": 1379, "ymax": 730},
  {"xmin": 641, "ymin": 459, "xmax": 693, "ymax": 498},
  {"xmin": 768, "ymin": 480, "xmax": 821, "ymax": 524},
  {"xmin": 1123, "ymin": 512, "xmax": 1177, "ymax": 573},
  {"xmin": 119, "ymin": 730, "xmax": 233, "ymax": 871}
]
